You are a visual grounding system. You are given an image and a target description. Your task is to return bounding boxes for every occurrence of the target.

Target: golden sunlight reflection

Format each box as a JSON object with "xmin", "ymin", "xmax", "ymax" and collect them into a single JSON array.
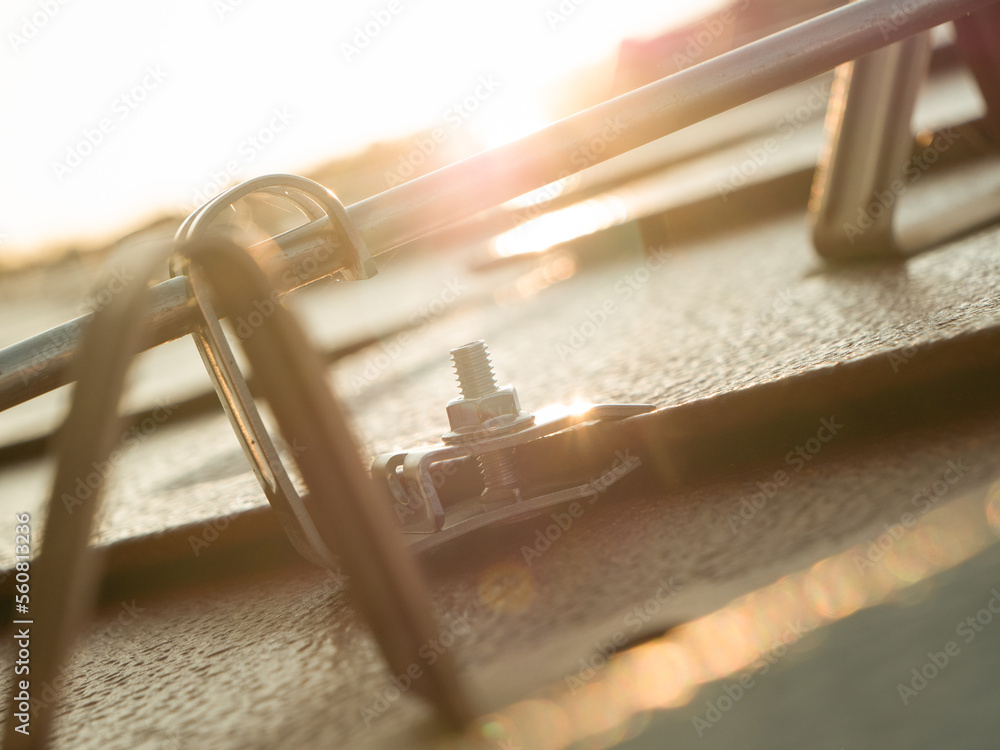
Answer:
[
  {"xmin": 493, "ymin": 196, "xmax": 630, "ymax": 258},
  {"xmin": 532, "ymin": 399, "xmax": 595, "ymax": 424},
  {"xmin": 3, "ymin": 0, "xmax": 712, "ymax": 262},
  {"xmin": 477, "ymin": 562, "xmax": 537, "ymax": 615},
  {"xmin": 468, "ymin": 483, "xmax": 1000, "ymax": 750},
  {"xmin": 502, "ymin": 174, "xmax": 582, "ymax": 210},
  {"xmin": 474, "ymin": 98, "xmax": 552, "ymax": 151},
  {"xmin": 494, "ymin": 254, "xmax": 578, "ymax": 305}
]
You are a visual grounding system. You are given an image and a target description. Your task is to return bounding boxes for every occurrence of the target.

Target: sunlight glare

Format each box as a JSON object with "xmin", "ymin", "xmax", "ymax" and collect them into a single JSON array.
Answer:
[{"xmin": 2, "ymin": 0, "xmax": 707, "ymax": 262}]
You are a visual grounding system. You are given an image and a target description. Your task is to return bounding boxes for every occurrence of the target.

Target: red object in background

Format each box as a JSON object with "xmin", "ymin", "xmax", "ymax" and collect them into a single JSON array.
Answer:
[
  {"xmin": 953, "ymin": 3, "xmax": 1000, "ymax": 143},
  {"xmin": 610, "ymin": 0, "xmax": 841, "ymax": 96}
]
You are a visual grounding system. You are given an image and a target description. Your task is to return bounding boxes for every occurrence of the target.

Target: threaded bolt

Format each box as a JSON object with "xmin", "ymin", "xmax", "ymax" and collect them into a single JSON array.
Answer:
[
  {"xmin": 451, "ymin": 340, "xmax": 498, "ymax": 399},
  {"xmin": 450, "ymin": 340, "xmax": 522, "ymax": 505},
  {"xmin": 478, "ymin": 449, "xmax": 519, "ymax": 490}
]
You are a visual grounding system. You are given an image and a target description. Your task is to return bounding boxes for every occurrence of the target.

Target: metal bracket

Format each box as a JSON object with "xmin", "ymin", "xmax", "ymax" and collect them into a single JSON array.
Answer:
[
  {"xmin": 810, "ymin": 33, "xmax": 933, "ymax": 259},
  {"xmin": 170, "ymin": 174, "xmax": 378, "ymax": 568},
  {"xmin": 373, "ymin": 403, "xmax": 654, "ymax": 552},
  {"xmin": 186, "ymin": 271, "xmax": 337, "ymax": 568},
  {"xmin": 174, "ymin": 173, "xmax": 377, "ymax": 280},
  {"xmin": 810, "ymin": 17, "xmax": 1000, "ymax": 260}
]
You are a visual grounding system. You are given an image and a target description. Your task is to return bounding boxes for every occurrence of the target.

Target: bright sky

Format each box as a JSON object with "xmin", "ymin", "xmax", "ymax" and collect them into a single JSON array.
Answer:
[{"xmin": 1, "ymin": 0, "xmax": 711, "ymax": 263}]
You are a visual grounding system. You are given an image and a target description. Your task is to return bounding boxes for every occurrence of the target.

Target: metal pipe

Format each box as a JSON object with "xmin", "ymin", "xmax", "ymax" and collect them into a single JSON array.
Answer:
[{"xmin": 0, "ymin": 0, "xmax": 991, "ymax": 412}]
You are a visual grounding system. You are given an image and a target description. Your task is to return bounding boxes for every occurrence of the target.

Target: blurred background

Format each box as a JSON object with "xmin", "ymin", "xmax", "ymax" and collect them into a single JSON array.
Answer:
[
  {"xmin": 0, "ymin": 0, "xmax": 838, "ymax": 268},
  {"xmin": 5, "ymin": 1, "xmax": 1000, "ymax": 748}
]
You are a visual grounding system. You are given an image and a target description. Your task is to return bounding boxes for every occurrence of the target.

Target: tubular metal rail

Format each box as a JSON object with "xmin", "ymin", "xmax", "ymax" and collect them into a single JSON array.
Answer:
[{"xmin": 0, "ymin": 0, "xmax": 995, "ymax": 412}]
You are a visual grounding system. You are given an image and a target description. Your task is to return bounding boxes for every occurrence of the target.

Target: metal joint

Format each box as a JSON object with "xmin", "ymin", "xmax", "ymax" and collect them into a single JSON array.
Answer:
[
  {"xmin": 168, "ymin": 175, "xmax": 382, "ymax": 568},
  {"xmin": 373, "ymin": 340, "xmax": 654, "ymax": 551},
  {"xmin": 173, "ymin": 173, "xmax": 377, "ymax": 280}
]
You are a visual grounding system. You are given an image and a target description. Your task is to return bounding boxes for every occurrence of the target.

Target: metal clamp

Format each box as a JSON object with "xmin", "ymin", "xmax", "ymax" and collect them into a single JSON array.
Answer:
[
  {"xmin": 373, "ymin": 341, "xmax": 653, "ymax": 552},
  {"xmin": 174, "ymin": 173, "xmax": 377, "ymax": 279},
  {"xmin": 170, "ymin": 175, "xmax": 379, "ymax": 568},
  {"xmin": 175, "ymin": 236, "xmax": 471, "ymax": 725},
  {"xmin": 185, "ymin": 271, "xmax": 337, "ymax": 568}
]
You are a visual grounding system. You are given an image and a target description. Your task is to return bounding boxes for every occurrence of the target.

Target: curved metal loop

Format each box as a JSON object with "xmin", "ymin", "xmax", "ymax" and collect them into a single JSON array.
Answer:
[
  {"xmin": 169, "ymin": 174, "xmax": 382, "ymax": 570},
  {"xmin": 185, "ymin": 270, "xmax": 337, "ymax": 569},
  {"xmin": 8, "ymin": 234, "xmax": 470, "ymax": 749},
  {"xmin": 173, "ymin": 173, "xmax": 377, "ymax": 280},
  {"xmin": 176, "ymin": 236, "xmax": 471, "ymax": 725}
]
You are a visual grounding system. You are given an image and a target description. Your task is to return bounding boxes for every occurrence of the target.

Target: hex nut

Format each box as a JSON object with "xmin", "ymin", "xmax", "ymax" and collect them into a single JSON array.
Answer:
[
  {"xmin": 445, "ymin": 398, "xmax": 483, "ymax": 431},
  {"xmin": 475, "ymin": 387, "xmax": 520, "ymax": 422},
  {"xmin": 445, "ymin": 386, "xmax": 530, "ymax": 437}
]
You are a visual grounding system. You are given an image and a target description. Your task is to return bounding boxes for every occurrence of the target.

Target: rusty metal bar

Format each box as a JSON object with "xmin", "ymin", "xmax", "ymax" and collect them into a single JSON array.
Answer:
[{"xmin": 1, "ymin": 0, "xmax": 993, "ymax": 412}]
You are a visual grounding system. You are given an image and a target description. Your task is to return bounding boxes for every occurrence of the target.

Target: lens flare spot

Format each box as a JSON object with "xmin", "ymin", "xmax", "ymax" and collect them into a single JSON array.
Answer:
[{"xmin": 478, "ymin": 562, "xmax": 536, "ymax": 614}]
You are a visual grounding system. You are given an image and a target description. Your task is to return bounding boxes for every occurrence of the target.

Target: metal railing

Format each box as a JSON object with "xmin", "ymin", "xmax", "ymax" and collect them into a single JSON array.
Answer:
[{"xmin": 1, "ymin": 0, "xmax": 994, "ymax": 413}]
